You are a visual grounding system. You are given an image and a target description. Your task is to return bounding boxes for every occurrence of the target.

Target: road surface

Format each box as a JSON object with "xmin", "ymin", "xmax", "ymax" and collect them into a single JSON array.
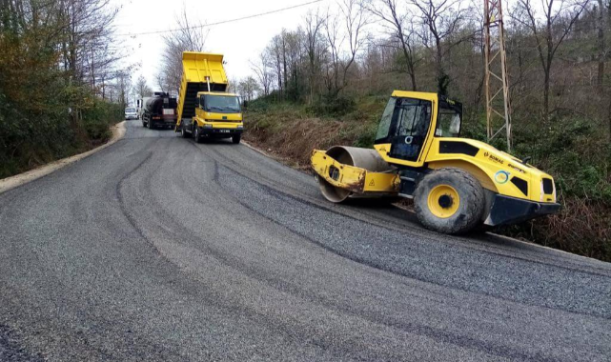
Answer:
[{"xmin": 1, "ymin": 121, "xmax": 610, "ymax": 361}]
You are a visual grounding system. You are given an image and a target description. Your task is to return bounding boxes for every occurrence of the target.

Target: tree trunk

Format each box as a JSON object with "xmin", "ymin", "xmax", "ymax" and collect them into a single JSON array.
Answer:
[
  {"xmin": 435, "ymin": 36, "xmax": 447, "ymax": 95},
  {"xmin": 543, "ymin": 68, "xmax": 550, "ymax": 125},
  {"xmin": 399, "ymin": 38, "xmax": 417, "ymax": 91},
  {"xmin": 282, "ymin": 37, "xmax": 288, "ymax": 100},
  {"xmin": 608, "ymin": 85, "xmax": 611, "ymax": 142},
  {"xmin": 597, "ymin": 0, "xmax": 606, "ymax": 91}
]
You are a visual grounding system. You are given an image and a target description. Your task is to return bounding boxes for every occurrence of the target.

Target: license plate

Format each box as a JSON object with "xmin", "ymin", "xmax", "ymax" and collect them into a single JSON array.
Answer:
[{"xmin": 218, "ymin": 129, "xmax": 230, "ymax": 133}]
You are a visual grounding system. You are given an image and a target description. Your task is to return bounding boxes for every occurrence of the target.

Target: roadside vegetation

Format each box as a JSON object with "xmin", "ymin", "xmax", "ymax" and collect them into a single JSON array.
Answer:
[
  {"xmin": 0, "ymin": 0, "xmax": 126, "ymax": 179},
  {"xmin": 240, "ymin": 0, "xmax": 611, "ymax": 262}
]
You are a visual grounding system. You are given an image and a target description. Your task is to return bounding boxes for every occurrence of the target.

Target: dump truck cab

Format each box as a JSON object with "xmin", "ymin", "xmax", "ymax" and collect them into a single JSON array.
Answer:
[
  {"xmin": 175, "ymin": 52, "xmax": 243, "ymax": 144},
  {"xmin": 191, "ymin": 91, "xmax": 243, "ymax": 142},
  {"xmin": 311, "ymin": 91, "xmax": 561, "ymax": 234}
]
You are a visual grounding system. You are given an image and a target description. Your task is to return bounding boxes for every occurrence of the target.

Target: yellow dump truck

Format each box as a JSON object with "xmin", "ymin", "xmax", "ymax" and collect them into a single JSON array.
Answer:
[{"xmin": 175, "ymin": 52, "xmax": 243, "ymax": 144}]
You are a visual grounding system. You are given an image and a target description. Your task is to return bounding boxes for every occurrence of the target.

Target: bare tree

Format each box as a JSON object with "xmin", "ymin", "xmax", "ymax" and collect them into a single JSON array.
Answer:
[
  {"xmin": 251, "ymin": 52, "xmax": 273, "ymax": 97},
  {"xmin": 324, "ymin": 0, "xmax": 369, "ymax": 97},
  {"xmin": 514, "ymin": 0, "xmax": 590, "ymax": 122},
  {"xmin": 367, "ymin": 0, "xmax": 419, "ymax": 90},
  {"xmin": 161, "ymin": 7, "xmax": 208, "ymax": 94},
  {"xmin": 135, "ymin": 75, "xmax": 152, "ymax": 98},
  {"xmin": 156, "ymin": 74, "xmax": 167, "ymax": 93},
  {"xmin": 237, "ymin": 77, "xmax": 261, "ymax": 102},
  {"xmin": 304, "ymin": 10, "xmax": 327, "ymax": 100},
  {"xmin": 116, "ymin": 70, "xmax": 131, "ymax": 107},
  {"xmin": 409, "ymin": 0, "xmax": 467, "ymax": 94},
  {"xmin": 267, "ymin": 34, "xmax": 285, "ymax": 98},
  {"xmin": 596, "ymin": 0, "xmax": 607, "ymax": 90}
]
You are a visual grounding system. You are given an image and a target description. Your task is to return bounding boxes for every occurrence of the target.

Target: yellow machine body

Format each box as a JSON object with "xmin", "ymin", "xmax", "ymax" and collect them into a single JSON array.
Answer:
[{"xmin": 311, "ymin": 91, "xmax": 560, "ymax": 231}]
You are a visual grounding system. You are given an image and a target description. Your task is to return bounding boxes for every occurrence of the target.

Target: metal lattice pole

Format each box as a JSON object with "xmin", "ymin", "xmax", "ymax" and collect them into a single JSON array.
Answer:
[{"xmin": 484, "ymin": 0, "xmax": 512, "ymax": 152}]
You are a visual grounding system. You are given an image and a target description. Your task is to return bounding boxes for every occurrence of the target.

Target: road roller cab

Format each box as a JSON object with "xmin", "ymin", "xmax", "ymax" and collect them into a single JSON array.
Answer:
[{"xmin": 311, "ymin": 91, "xmax": 561, "ymax": 234}]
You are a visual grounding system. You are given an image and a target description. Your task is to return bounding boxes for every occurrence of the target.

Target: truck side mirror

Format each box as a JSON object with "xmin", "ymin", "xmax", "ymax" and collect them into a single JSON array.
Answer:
[{"xmin": 243, "ymin": 101, "xmax": 248, "ymax": 109}]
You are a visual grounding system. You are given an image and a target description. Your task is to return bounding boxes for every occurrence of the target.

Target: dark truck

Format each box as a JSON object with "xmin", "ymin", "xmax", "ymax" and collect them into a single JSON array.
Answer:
[{"xmin": 141, "ymin": 92, "xmax": 178, "ymax": 130}]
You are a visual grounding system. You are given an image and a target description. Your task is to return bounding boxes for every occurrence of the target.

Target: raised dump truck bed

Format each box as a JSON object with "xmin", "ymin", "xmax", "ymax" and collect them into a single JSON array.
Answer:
[{"xmin": 176, "ymin": 52, "xmax": 229, "ymax": 128}]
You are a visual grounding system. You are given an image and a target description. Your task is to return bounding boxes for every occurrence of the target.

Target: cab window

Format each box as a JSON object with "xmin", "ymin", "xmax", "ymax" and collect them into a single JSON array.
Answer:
[
  {"xmin": 375, "ymin": 98, "xmax": 396, "ymax": 141},
  {"xmin": 435, "ymin": 101, "xmax": 462, "ymax": 137},
  {"xmin": 394, "ymin": 98, "xmax": 431, "ymax": 137}
]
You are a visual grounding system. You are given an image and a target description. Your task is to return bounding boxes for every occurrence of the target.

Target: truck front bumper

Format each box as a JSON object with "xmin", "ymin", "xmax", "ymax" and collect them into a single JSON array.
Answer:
[
  {"xmin": 150, "ymin": 118, "xmax": 176, "ymax": 128},
  {"xmin": 201, "ymin": 127, "xmax": 243, "ymax": 138},
  {"xmin": 484, "ymin": 194, "xmax": 561, "ymax": 226}
]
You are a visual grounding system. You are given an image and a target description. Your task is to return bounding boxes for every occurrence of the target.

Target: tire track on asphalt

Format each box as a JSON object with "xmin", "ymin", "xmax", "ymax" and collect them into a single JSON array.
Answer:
[
  {"xmin": 110, "ymin": 144, "xmax": 381, "ymax": 361},
  {"xmin": 0, "ymin": 323, "xmax": 44, "ymax": 362},
  {"xmin": 116, "ymin": 151, "xmax": 155, "ymax": 244},
  {"xmin": 213, "ymin": 151, "xmax": 611, "ymax": 277},
  {"xmin": 211, "ymin": 162, "xmax": 611, "ymax": 322},
  {"xmin": 202, "ymin": 143, "xmax": 611, "ymax": 276},
  {"xmin": 203, "ymin": 162, "xmax": 596, "ymax": 362},
  {"xmin": 116, "ymin": 144, "xmax": 510, "ymax": 361},
  {"xmin": 126, "ymin": 157, "xmax": 556, "ymax": 362}
]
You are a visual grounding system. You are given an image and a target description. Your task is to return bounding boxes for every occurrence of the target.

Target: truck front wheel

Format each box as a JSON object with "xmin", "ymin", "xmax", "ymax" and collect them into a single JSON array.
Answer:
[
  {"xmin": 414, "ymin": 168, "xmax": 485, "ymax": 234},
  {"xmin": 181, "ymin": 124, "xmax": 190, "ymax": 138},
  {"xmin": 194, "ymin": 126, "xmax": 203, "ymax": 144},
  {"xmin": 232, "ymin": 134, "xmax": 241, "ymax": 144}
]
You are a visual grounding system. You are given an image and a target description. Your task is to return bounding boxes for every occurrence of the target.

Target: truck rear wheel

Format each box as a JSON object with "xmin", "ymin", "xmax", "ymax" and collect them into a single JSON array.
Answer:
[{"xmin": 414, "ymin": 168, "xmax": 485, "ymax": 234}]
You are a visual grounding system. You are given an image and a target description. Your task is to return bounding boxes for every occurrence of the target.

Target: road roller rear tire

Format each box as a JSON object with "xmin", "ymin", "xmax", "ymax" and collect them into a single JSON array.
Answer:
[{"xmin": 414, "ymin": 168, "xmax": 485, "ymax": 234}]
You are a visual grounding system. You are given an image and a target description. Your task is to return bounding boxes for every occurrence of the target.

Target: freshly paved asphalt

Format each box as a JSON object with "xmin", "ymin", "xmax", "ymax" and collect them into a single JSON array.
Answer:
[{"xmin": 1, "ymin": 120, "xmax": 610, "ymax": 361}]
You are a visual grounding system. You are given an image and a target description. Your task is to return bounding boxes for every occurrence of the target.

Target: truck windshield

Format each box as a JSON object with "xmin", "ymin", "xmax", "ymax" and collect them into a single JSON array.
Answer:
[
  {"xmin": 204, "ymin": 95, "xmax": 241, "ymax": 113},
  {"xmin": 125, "ymin": 108, "xmax": 135, "ymax": 113}
]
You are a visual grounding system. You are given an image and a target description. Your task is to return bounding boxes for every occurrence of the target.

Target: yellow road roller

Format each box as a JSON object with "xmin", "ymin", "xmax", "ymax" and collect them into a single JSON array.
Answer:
[{"xmin": 311, "ymin": 91, "xmax": 561, "ymax": 234}]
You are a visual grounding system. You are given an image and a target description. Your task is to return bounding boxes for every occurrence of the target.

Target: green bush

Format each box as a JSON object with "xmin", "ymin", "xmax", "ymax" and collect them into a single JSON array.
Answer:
[
  {"xmin": 308, "ymin": 95, "xmax": 356, "ymax": 118},
  {"xmin": 82, "ymin": 101, "xmax": 122, "ymax": 142},
  {"xmin": 0, "ymin": 88, "xmax": 122, "ymax": 178},
  {"xmin": 353, "ymin": 122, "xmax": 379, "ymax": 148}
]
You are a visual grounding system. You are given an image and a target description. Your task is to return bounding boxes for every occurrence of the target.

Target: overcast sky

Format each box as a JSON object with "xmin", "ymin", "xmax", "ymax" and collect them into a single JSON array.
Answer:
[{"xmin": 111, "ymin": 0, "xmax": 327, "ymax": 92}]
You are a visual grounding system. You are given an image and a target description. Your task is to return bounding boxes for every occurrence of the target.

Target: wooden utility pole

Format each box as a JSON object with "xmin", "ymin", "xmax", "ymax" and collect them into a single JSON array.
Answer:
[{"xmin": 484, "ymin": 0, "xmax": 512, "ymax": 151}]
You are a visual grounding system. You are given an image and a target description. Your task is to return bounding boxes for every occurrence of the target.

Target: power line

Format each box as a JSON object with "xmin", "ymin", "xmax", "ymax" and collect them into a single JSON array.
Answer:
[{"xmin": 116, "ymin": 0, "xmax": 324, "ymax": 38}]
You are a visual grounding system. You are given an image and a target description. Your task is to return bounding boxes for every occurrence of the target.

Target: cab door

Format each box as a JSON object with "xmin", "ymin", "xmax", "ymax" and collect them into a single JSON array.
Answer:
[
  {"xmin": 388, "ymin": 98, "xmax": 432, "ymax": 162},
  {"xmin": 374, "ymin": 91, "xmax": 438, "ymax": 168}
]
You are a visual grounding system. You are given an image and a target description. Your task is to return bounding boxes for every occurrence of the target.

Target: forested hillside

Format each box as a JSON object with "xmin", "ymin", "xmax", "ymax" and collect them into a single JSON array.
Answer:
[
  {"xmin": 239, "ymin": 0, "xmax": 611, "ymax": 261},
  {"xmin": 0, "ymin": 0, "xmax": 126, "ymax": 178}
]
